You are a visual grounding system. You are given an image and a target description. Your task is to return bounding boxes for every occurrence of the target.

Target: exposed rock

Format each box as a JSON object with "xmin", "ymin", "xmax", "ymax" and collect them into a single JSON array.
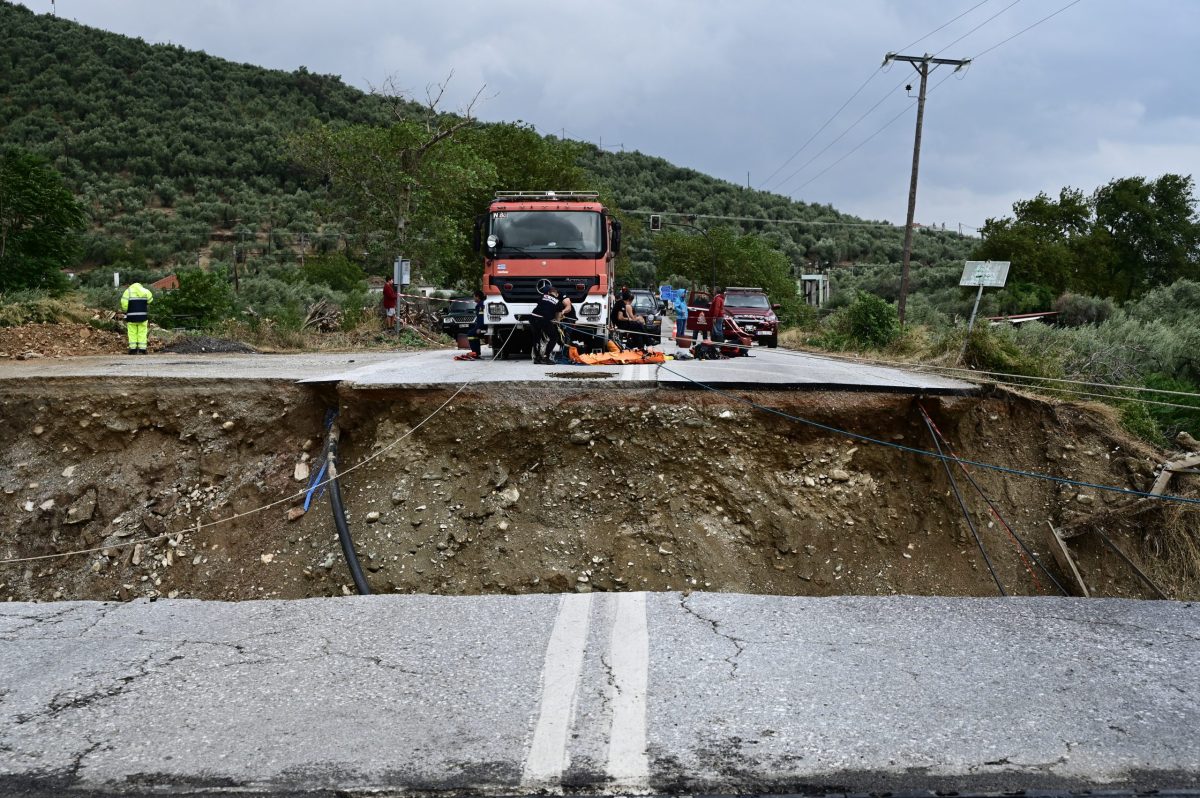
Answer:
[
  {"xmin": 64, "ymin": 489, "xmax": 97, "ymax": 525},
  {"xmin": 831, "ymin": 469, "xmax": 851, "ymax": 482},
  {"xmin": 294, "ymin": 462, "xmax": 310, "ymax": 482},
  {"xmin": 286, "ymin": 506, "xmax": 306, "ymax": 522},
  {"xmin": 497, "ymin": 487, "xmax": 520, "ymax": 508}
]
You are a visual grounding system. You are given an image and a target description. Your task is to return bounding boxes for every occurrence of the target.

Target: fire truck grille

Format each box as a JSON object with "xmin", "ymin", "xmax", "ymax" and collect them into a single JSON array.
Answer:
[{"xmin": 493, "ymin": 276, "xmax": 599, "ymax": 305}]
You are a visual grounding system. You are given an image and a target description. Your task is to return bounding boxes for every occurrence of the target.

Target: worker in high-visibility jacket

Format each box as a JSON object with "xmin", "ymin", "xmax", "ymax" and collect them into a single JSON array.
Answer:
[{"xmin": 120, "ymin": 282, "xmax": 153, "ymax": 354}]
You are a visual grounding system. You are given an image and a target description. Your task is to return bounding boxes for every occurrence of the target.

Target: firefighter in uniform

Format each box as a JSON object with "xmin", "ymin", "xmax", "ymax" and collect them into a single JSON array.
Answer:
[
  {"xmin": 530, "ymin": 281, "xmax": 568, "ymax": 365},
  {"xmin": 120, "ymin": 282, "xmax": 153, "ymax": 354}
]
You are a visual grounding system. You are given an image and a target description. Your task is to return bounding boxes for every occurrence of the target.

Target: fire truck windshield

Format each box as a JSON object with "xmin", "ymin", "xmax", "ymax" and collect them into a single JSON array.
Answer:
[{"xmin": 490, "ymin": 211, "xmax": 602, "ymax": 256}]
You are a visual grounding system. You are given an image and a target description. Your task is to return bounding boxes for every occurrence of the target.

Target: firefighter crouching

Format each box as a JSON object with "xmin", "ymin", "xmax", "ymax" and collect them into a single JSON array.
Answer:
[{"xmin": 120, "ymin": 282, "xmax": 154, "ymax": 354}]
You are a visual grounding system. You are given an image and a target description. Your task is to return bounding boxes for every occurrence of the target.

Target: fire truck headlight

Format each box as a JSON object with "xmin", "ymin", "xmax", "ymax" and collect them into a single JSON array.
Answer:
[
  {"xmin": 487, "ymin": 302, "xmax": 508, "ymax": 318},
  {"xmin": 581, "ymin": 302, "xmax": 601, "ymax": 318}
]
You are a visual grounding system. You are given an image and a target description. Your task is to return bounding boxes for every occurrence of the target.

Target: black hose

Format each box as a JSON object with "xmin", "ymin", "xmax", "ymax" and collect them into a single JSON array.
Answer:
[{"xmin": 327, "ymin": 425, "xmax": 371, "ymax": 596}]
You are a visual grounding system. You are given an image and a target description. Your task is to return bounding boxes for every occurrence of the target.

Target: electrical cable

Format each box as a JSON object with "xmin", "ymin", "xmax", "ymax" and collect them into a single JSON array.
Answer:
[
  {"xmin": 655, "ymin": 362, "xmax": 1200, "ymax": 507},
  {"xmin": 918, "ymin": 404, "xmax": 1068, "ymax": 595},
  {"xmin": 921, "ymin": 409, "xmax": 1006, "ymax": 594},
  {"xmin": 770, "ymin": 346, "xmax": 1200, "ymax": 403},
  {"xmin": 965, "ymin": 378, "xmax": 1200, "ymax": 413},
  {"xmin": 933, "ymin": 0, "xmax": 1023, "ymax": 55},
  {"xmin": 758, "ymin": 67, "xmax": 884, "ymax": 191},
  {"xmin": 772, "ymin": 75, "xmax": 911, "ymax": 194},
  {"xmin": 560, "ymin": 317, "xmax": 1200, "ymax": 414},
  {"xmin": 789, "ymin": 100, "xmax": 917, "ymax": 195},
  {"xmin": 894, "ymin": 0, "xmax": 996, "ymax": 53},
  {"xmin": 970, "ymin": 0, "xmax": 1086, "ymax": 60},
  {"xmin": 0, "ymin": 326, "xmax": 521, "ymax": 567},
  {"xmin": 621, "ymin": 209, "xmax": 910, "ymax": 230},
  {"xmin": 759, "ymin": 0, "xmax": 995, "ymax": 192}
]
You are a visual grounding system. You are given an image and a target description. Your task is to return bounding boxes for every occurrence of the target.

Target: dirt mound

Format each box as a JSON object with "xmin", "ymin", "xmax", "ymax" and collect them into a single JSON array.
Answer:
[
  {"xmin": 162, "ymin": 335, "xmax": 258, "ymax": 354},
  {"xmin": 0, "ymin": 321, "xmax": 136, "ymax": 358},
  {"xmin": 1, "ymin": 378, "xmax": 1194, "ymax": 604}
]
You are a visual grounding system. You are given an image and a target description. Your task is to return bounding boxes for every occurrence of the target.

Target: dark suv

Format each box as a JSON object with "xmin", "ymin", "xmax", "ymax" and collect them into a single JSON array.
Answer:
[
  {"xmin": 723, "ymin": 287, "xmax": 780, "ymax": 347},
  {"xmin": 439, "ymin": 297, "xmax": 477, "ymax": 336},
  {"xmin": 630, "ymin": 289, "xmax": 664, "ymax": 332}
]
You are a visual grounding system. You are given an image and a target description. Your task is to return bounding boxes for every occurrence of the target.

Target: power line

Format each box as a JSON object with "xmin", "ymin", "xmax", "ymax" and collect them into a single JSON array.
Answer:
[
  {"xmin": 776, "ymin": 1, "xmax": 1031, "ymax": 204},
  {"xmin": 970, "ymin": 0, "xmax": 1086, "ymax": 60},
  {"xmin": 770, "ymin": 75, "xmax": 911, "ymax": 194},
  {"xmin": 623, "ymin": 210, "xmax": 905, "ymax": 230},
  {"xmin": 935, "ymin": 0, "xmax": 1024, "ymax": 54},
  {"xmin": 758, "ymin": 0, "xmax": 997, "ymax": 193},
  {"xmin": 787, "ymin": 66, "xmax": 967, "ymax": 198},
  {"xmin": 895, "ymin": 0, "xmax": 996, "ymax": 52},
  {"xmin": 758, "ymin": 68, "xmax": 883, "ymax": 191},
  {"xmin": 790, "ymin": 101, "xmax": 915, "ymax": 194}
]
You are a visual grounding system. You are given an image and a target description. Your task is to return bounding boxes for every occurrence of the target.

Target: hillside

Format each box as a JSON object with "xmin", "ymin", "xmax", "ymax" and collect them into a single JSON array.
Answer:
[{"xmin": 0, "ymin": 1, "xmax": 975, "ymax": 284}]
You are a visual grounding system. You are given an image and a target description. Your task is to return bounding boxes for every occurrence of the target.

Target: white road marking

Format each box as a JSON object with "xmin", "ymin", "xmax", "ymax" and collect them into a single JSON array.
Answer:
[
  {"xmin": 606, "ymin": 592, "xmax": 651, "ymax": 790},
  {"xmin": 521, "ymin": 593, "xmax": 593, "ymax": 790}
]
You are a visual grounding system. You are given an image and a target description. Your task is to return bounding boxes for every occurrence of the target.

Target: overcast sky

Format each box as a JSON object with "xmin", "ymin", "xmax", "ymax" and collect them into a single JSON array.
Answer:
[{"xmin": 15, "ymin": 0, "xmax": 1200, "ymax": 230}]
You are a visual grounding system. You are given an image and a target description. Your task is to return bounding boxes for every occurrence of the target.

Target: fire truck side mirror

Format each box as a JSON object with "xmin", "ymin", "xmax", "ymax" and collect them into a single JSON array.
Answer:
[
  {"xmin": 486, "ymin": 234, "xmax": 499, "ymax": 252},
  {"xmin": 472, "ymin": 215, "xmax": 483, "ymax": 253},
  {"xmin": 649, "ymin": 214, "xmax": 662, "ymax": 231},
  {"xmin": 611, "ymin": 220, "xmax": 622, "ymax": 255}
]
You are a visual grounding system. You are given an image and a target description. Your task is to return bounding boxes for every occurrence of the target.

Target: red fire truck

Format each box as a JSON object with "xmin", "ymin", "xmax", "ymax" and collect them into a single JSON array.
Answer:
[{"xmin": 473, "ymin": 191, "xmax": 621, "ymax": 357}]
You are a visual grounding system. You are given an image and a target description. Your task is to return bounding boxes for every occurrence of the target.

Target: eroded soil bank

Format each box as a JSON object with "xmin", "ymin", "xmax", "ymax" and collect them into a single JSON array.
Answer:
[{"xmin": 1, "ymin": 378, "xmax": 1196, "ymax": 602}]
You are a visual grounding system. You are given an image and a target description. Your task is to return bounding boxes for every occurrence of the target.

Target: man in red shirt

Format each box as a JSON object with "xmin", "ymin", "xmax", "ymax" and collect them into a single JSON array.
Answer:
[
  {"xmin": 382, "ymin": 276, "xmax": 398, "ymax": 330},
  {"xmin": 708, "ymin": 288, "xmax": 726, "ymax": 342}
]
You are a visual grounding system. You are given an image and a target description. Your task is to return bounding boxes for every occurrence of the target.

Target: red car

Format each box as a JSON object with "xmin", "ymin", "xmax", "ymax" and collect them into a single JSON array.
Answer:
[
  {"xmin": 723, "ymin": 287, "xmax": 780, "ymax": 348},
  {"xmin": 686, "ymin": 288, "xmax": 779, "ymax": 347}
]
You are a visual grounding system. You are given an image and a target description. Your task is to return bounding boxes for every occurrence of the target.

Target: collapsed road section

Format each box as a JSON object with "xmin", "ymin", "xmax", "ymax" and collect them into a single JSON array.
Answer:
[{"xmin": 1, "ymin": 360, "xmax": 1195, "ymax": 602}]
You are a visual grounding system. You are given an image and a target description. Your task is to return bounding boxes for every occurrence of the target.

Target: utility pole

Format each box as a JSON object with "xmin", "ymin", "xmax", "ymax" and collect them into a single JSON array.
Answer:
[{"xmin": 884, "ymin": 52, "xmax": 970, "ymax": 326}]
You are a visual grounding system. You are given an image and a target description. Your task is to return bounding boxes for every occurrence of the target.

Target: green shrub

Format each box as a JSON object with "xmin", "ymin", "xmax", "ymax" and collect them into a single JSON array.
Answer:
[
  {"xmin": 839, "ymin": 291, "xmax": 899, "ymax": 349},
  {"xmin": 300, "ymin": 253, "xmax": 367, "ymax": 292},
  {"xmin": 156, "ymin": 269, "xmax": 234, "ymax": 329},
  {"xmin": 1141, "ymin": 373, "xmax": 1200, "ymax": 442},
  {"xmin": 1053, "ymin": 292, "xmax": 1116, "ymax": 326},
  {"xmin": 935, "ymin": 324, "xmax": 1059, "ymax": 378},
  {"xmin": 1118, "ymin": 400, "xmax": 1164, "ymax": 446}
]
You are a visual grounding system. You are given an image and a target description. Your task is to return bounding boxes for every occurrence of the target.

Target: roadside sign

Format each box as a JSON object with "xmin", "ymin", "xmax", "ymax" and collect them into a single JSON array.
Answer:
[
  {"xmin": 960, "ymin": 260, "xmax": 1010, "ymax": 288},
  {"xmin": 394, "ymin": 258, "xmax": 412, "ymax": 286}
]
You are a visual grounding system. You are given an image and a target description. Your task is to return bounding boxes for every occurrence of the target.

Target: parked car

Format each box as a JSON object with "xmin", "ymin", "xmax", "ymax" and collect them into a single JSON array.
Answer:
[
  {"xmin": 723, "ymin": 286, "xmax": 780, "ymax": 347},
  {"xmin": 630, "ymin": 289, "xmax": 665, "ymax": 332},
  {"xmin": 439, "ymin": 297, "xmax": 477, "ymax": 336}
]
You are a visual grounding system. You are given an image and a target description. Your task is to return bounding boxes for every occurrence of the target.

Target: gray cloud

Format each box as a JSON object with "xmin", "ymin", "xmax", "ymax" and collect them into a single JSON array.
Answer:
[{"xmin": 17, "ymin": 0, "xmax": 1200, "ymax": 229}]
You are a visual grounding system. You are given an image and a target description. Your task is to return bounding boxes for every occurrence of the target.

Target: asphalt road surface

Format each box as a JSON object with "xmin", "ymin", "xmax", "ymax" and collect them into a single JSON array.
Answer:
[
  {"xmin": 1, "ymin": 346, "xmax": 975, "ymax": 394},
  {"xmin": 2, "ymin": 594, "xmax": 1197, "ymax": 796}
]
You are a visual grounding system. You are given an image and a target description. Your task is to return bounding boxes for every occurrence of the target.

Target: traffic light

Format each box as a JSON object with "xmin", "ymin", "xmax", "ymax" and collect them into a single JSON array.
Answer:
[{"xmin": 649, "ymin": 214, "xmax": 662, "ymax": 231}]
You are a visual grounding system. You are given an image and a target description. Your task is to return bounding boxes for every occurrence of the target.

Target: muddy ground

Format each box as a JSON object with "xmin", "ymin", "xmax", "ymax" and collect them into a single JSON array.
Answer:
[{"xmin": 1, "ymin": 377, "xmax": 1197, "ymax": 603}]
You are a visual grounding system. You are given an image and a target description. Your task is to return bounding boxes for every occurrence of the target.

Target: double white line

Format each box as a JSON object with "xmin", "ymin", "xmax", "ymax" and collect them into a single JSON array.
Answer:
[{"xmin": 520, "ymin": 592, "xmax": 650, "ymax": 793}]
